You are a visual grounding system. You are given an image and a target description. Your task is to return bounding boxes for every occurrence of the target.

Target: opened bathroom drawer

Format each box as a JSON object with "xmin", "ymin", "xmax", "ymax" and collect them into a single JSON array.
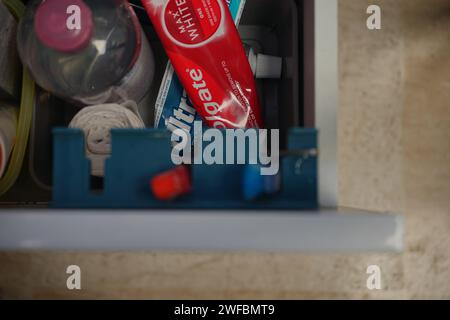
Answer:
[{"xmin": 0, "ymin": 0, "xmax": 403, "ymax": 252}]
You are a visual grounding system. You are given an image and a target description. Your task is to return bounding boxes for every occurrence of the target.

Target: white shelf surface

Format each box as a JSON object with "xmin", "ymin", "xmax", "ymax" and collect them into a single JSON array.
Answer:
[{"xmin": 0, "ymin": 209, "xmax": 403, "ymax": 252}]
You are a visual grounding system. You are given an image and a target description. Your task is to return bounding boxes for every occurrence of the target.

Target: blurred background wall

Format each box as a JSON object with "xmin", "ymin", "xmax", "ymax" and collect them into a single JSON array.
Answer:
[{"xmin": 0, "ymin": 0, "xmax": 449, "ymax": 299}]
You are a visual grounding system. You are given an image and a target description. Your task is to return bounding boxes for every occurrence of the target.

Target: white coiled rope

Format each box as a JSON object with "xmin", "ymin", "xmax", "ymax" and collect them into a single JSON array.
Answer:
[{"xmin": 69, "ymin": 101, "xmax": 145, "ymax": 177}]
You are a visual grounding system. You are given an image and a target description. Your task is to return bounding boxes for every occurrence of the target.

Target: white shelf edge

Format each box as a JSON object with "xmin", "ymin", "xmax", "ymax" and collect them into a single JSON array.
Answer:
[
  {"xmin": 315, "ymin": 0, "xmax": 339, "ymax": 207},
  {"xmin": 0, "ymin": 209, "xmax": 403, "ymax": 252}
]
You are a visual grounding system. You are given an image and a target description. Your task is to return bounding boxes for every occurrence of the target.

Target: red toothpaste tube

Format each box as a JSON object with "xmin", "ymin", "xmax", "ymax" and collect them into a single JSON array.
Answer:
[{"xmin": 140, "ymin": 0, "xmax": 263, "ymax": 129}]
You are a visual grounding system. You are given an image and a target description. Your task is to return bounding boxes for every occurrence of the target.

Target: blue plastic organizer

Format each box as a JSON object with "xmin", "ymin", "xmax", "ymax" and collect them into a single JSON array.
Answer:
[{"xmin": 52, "ymin": 128, "xmax": 318, "ymax": 209}]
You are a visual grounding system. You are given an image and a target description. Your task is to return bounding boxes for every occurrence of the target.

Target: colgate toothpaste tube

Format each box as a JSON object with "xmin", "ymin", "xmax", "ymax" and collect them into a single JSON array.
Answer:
[
  {"xmin": 154, "ymin": 0, "xmax": 245, "ymax": 132},
  {"xmin": 141, "ymin": 0, "xmax": 263, "ymax": 129}
]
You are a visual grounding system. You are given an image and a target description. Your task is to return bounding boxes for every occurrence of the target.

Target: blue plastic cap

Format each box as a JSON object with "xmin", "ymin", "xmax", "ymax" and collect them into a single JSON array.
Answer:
[{"xmin": 242, "ymin": 165, "xmax": 265, "ymax": 201}]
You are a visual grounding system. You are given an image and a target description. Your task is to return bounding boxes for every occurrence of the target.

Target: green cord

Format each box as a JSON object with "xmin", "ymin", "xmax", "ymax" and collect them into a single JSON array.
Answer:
[
  {"xmin": 2, "ymin": 0, "xmax": 25, "ymax": 18},
  {"xmin": 0, "ymin": 0, "xmax": 35, "ymax": 197}
]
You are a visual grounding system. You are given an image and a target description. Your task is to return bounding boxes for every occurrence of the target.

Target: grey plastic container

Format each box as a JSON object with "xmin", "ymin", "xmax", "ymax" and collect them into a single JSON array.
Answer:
[{"xmin": 1, "ymin": 0, "xmax": 302, "ymax": 204}]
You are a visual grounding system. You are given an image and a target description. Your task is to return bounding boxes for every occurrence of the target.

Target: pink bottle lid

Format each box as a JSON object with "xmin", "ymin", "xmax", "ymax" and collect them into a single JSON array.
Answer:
[{"xmin": 34, "ymin": 0, "xmax": 94, "ymax": 53}]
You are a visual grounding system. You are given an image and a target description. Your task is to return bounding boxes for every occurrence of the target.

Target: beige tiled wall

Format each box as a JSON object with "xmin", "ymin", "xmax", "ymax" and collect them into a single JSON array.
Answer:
[{"xmin": 0, "ymin": 0, "xmax": 449, "ymax": 299}]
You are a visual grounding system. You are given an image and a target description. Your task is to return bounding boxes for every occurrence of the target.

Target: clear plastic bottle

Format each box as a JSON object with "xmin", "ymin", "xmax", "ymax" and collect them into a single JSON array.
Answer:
[{"xmin": 17, "ymin": 0, "xmax": 154, "ymax": 106}]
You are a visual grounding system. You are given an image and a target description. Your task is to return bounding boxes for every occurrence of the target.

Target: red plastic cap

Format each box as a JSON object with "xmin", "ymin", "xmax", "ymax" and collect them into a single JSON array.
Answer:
[
  {"xmin": 150, "ymin": 166, "xmax": 192, "ymax": 201},
  {"xmin": 34, "ymin": 0, "xmax": 94, "ymax": 53}
]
